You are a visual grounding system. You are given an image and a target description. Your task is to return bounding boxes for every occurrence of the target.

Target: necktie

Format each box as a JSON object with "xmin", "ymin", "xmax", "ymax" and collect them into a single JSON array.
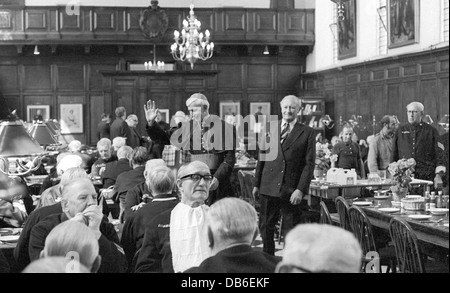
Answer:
[{"xmin": 280, "ymin": 123, "xmax": 290, "ymax": 144}]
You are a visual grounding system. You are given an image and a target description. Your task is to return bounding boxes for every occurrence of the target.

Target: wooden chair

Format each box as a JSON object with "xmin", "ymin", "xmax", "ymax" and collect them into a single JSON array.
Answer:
[
  {"xmin": 319, "ymin": 201, "xmax": 333, "ymax": 225},
  {"xmin": 348, "ymin": 205, "xmax": 397, "ymax": 273},
  {"xmin": 335, "ymin": 196, "xmax": 351, "ymax": 231},
  {"xmin": 388, "ymin": 217, "xmax": 425, "ymax": 273}
]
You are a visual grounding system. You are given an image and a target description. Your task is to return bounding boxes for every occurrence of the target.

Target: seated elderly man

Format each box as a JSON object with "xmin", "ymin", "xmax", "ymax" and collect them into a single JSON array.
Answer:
[
  {"xmin": 101, "ymin": 145, "xmax": 133, "ymax": 189},
  {"xmin": 91, "ymin": 138, "xmax": 117, "ymax": 178},
  {"xmin": 36, "ymin": 157, "xmax": 85, "ymax": 209},
  {"xmin": 275, "ymin": 223, "xmax": 362, "ymax": 273},
  {"xmin": 28, "ymin": 178, "xmax": 127, "ymax": 273},
  {"xmin": 110, "ymin": 146, "xmax": 148, "ymax": 223},
  {"xmin": 184, "ymin": 198, "xmax": 281, "ymax": 273},
  {"xmin": 122, "ymin": 158, "xmax": 167, "ymax": 221},
  {"xmin": 121, "ymin": 165, "xmax": 178, "ymax": 270},
  {"xmin": 57, "ymin": 140, "xmax": 92, "ymax": 172},
  {"xmin": 40, "ymin": 220, "xmax": 101, "ymax": 273},
  {"xmin": 134, "ymin": 161, "xmax": 211, "ymax": 273}
]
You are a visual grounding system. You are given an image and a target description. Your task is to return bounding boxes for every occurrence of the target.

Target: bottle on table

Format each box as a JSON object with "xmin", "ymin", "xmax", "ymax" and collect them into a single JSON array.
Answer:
[
  {"xmin": 424, "ymin": 191, "xmax": 430, "ymax": 212},
  {"xmin": 430, "ymin": 192, "xmax": 436, "ymax": 210}
]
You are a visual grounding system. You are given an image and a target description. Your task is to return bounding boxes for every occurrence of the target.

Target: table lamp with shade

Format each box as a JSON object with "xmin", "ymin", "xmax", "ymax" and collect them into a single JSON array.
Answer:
[
  {"xmin": 0, "ymin": 113, "xmax": 46, "ymax": 176},
  {"xmin": 29, "ymin": 122, "xmax": 59, "ymax": 148}
]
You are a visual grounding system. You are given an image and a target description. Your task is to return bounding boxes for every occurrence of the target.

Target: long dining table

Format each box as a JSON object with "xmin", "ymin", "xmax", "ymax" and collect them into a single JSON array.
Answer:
[{"xmin": 351, "ymin": 197, "xmax": 449, "ymax": 262}]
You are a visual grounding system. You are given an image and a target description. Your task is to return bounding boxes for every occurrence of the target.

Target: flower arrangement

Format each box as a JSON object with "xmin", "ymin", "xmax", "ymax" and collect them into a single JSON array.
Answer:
[
  {"xmin": 388, "ymin": 158, "xmax": 416, "ymax": 193},
  {"xmin": 315, "ymin": 142, "xmax": 337, "ymax": 172}
]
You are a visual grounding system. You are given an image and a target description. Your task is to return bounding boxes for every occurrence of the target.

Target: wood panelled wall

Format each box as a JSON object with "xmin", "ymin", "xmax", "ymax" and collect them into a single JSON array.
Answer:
[
  {"xmin": 299, "ymin": 47, "xmax": 449, "ymax": 140},
  {"xmin": 0, "ymin": 45, "xmax": 304, "ymax": 145}
]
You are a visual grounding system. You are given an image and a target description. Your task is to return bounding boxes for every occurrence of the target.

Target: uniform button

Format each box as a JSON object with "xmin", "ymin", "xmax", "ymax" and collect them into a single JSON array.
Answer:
[
  {"xmin": 281, "ymin": 171, "xmax": 284, "ymax": 173},
  {"xmin": 277, "ymin": 183, "xmax": 280, "ymax": 186}
]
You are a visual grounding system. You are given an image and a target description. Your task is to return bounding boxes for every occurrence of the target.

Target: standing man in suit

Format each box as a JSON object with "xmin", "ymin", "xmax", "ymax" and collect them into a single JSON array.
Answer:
[
  {"xmin": 253, "ymin": 95, "xmax": 316, "ymax": 256},
  {"xmin": 110, "ymin": 106, "xmax": 131, "ymax": 145}
]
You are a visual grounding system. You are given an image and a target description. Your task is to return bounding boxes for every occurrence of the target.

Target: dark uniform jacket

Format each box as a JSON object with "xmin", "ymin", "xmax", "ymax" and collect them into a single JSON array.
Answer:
[
  {"xmin": 254, "ymin": 121, "xmax": 316, "ymax": 198},
  {"xmin": 134, "ymin": 209, "xmax": 174, "ymax": 273},
  {"xmin": 101, "ymin": 158, "xmax": 132, "ymax": 188},
  {"xmin": 392, "ymin": 122, "xmax": 439, "ymax": 181},
  {"xmin": 183, "ymin": 244, "xmax": 281, "ymax": 273},
  {"xmin": 28, "ymin": 213, "xmax": 127, "ymax": 273},
  {"xmin": 121, "ymin": 194, "xmax": 179, "ymax": 271},
  {"xmin": 123, "ymin": 181, "xmax": 151, "ymax": 222},
  {"xmin": 14, "ymin": 202, "xmax": 63, "ymax": 271}
]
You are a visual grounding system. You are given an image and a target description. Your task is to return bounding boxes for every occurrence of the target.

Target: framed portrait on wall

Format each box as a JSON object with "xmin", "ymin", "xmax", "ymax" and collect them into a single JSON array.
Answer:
[
  {"xmin": 388, "ymin": 0, "xmax": 419, "ymax": 48},
  {"xmin": 60, "ymin": 104, "xmax": 83, "ymax": 134},
  {"xmin": 337, "ymin": 0, "xmax": 357, "ymax": 60},
  {"xmin": 158, "ymin": 109, "xmax": 169, "ymax": 123},
  {"xmin": 249, "ymin": 102, "xmax": 271, "ymax": 133},
  {"xmin": 27, "ymin": 105, "xmax": 50, "ymax": 122},
  {"xmin": 219, "ymin": 102, "xmax": 240, "ymax": 125}
]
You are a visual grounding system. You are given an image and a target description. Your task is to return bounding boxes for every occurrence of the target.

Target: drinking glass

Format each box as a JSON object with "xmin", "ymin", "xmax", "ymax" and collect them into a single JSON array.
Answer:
[{"xmin": 378, "ymin": 170, "xmax": 387, "ymax": 183}]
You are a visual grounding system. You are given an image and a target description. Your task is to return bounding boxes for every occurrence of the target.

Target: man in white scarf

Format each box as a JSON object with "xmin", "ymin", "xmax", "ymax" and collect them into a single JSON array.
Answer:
[{"xmin": 170, "ymin": 161, "xmax": 212, "ymax": 272}]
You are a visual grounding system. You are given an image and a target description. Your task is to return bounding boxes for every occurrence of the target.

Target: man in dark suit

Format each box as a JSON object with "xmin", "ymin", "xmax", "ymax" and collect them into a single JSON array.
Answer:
[
  {"xmin": 96, "ymin": 113, "xmax": 111, "ymax": 141},
  {"xmin": 101, "ymin": 145, "xmax": 133, "ymax": 188},
  {"xmin": 253, "ymin": 95, "xmax": 316, "ymax": 256},
  {"xmin": 110, "ymin": 106, "xmax": 131, "ymax": 145},
  {"xmin": 184, "ymin": 197, "xmax": 280, "ymax": 273}
]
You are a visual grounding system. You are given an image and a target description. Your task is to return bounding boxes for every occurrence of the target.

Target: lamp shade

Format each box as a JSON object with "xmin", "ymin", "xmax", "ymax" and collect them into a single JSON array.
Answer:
[
  {"xmin": 0, "ymin": 120, "xmax": 44, "ymax": 157},
  {"xmin": 29, "ymin": 123, "xmax": 59, "ymax": 146}
]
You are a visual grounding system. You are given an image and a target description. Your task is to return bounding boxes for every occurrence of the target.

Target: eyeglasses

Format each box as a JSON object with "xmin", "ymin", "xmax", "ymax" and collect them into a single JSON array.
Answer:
[{"xmin": 179, "ymin": 173, "xmax": 213, "ymax": 182}]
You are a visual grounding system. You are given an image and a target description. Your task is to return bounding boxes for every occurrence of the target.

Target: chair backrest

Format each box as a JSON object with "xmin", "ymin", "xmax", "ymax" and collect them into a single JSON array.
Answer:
[
  {"xmin": 335, "ymin": 196, "xmax": 351, "ymax": 231},
  {"xmin": 388, "ymin": 217, "xmax": 425, "ymax": 273},
  {"xmin": 348, "ymin": 205, "xmax": 377, "ymax": 256},
  {"xmin": 319, "ymin": 201, "xmax": 333, "ymax": 225}
]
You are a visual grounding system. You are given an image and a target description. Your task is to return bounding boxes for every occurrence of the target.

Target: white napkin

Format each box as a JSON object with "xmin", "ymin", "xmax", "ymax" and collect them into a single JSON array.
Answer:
[{"xmin": 170, "ymin": 202, "xmax": 210, "ymax": 272}]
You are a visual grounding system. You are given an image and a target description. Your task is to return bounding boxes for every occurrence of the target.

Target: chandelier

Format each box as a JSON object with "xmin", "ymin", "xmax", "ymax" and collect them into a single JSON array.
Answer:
[{"xmin": 170, "ymin": 3, "xmax": 214, "ymax": 69}]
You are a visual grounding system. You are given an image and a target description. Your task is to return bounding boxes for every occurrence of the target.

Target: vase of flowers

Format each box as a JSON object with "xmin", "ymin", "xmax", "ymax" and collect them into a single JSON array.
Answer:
[
  {"xmin": 388, "ymin": 158, "xmax": 416, "ymax": 201},
  {"xmin": 315, "ymin": 142, "xmax": 337, "ymax": 180}
]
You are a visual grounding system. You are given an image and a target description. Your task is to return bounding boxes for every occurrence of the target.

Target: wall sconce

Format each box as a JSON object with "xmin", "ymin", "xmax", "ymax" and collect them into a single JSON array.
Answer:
[
  {"xmin": 321, "ymin": 114, "xmax": 335, "ymax": 129},
  {"xmin": 438, "ymin": 114, "xmax": 449, "ymax": 131},
  {"xmin": 263, "ymin": 45, "xmax": 269, "ymax": 55},
  {"xmin": 376, "ymin": 6, "xmax": 387, "ymax": 32},
  {"xmin": 34, "ymin": 45, "xmax": 40, "ymax": 55},
  {"xmin": 423, "ymin": 115, "xmax": 434, "ymax": 125}
]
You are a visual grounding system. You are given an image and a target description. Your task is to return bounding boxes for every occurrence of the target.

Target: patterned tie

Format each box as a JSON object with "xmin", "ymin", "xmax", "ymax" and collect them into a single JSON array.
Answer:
[{"xmin": 280, "ymin": 123, "xmax": 290, "ymax": 144}]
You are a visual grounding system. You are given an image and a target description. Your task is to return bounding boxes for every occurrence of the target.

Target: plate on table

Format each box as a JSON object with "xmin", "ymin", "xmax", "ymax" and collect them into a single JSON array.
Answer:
[
  {"xmin": 374, "ymin": 195, "xmax": 390, "ymax": 200},
  {"xmin": 352, "ymin": 201, "xmax": 372, "ymax": 206},
  {"xmin": 444, "ymin": 223, "xmax": 449, "ymax": 228},
  {"xmin": 408, "ymin": 215, "xmax": 432, "ymax": 220},
  {"xmin": 0, "ymin": 235, "xmax": 20, "ymax": 243},
  {"xmin": 378, "ymin": 208, "xmax": 400, "ymax": 213},
  {"xmin": 429, "ymin": 208, "xmax": 449, "ymax": 215}
]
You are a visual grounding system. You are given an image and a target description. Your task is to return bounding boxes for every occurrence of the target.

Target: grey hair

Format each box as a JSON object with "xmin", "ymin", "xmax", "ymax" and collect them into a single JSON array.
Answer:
[
  {"xmin": 207, "ymin": 198, "xmax": 258, "ymax": 243},
  {"xmin": 406, "ymin": 101, "xmax": 424, "ymax": 112},
  {"xmin": 117, "ymin": 145, "xmax": 132, "ymax": 159},
  {"xmin": 97, "ymin": 138, "xmax": 111, "ymax": 149},
  {"xmin": 280, "ymin": 95, "xmax": 301, "ymax": 107},
  {"xmin": 148, "ymin": 166, "xmax": 176, "ymax": 194},
  {"xmin": 43, "ymin": 221, "xmax": 99, "ymax": 271},
  {"xmin": 60, "ymin": 167, "xmax": 89, "ymax": 187}
]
